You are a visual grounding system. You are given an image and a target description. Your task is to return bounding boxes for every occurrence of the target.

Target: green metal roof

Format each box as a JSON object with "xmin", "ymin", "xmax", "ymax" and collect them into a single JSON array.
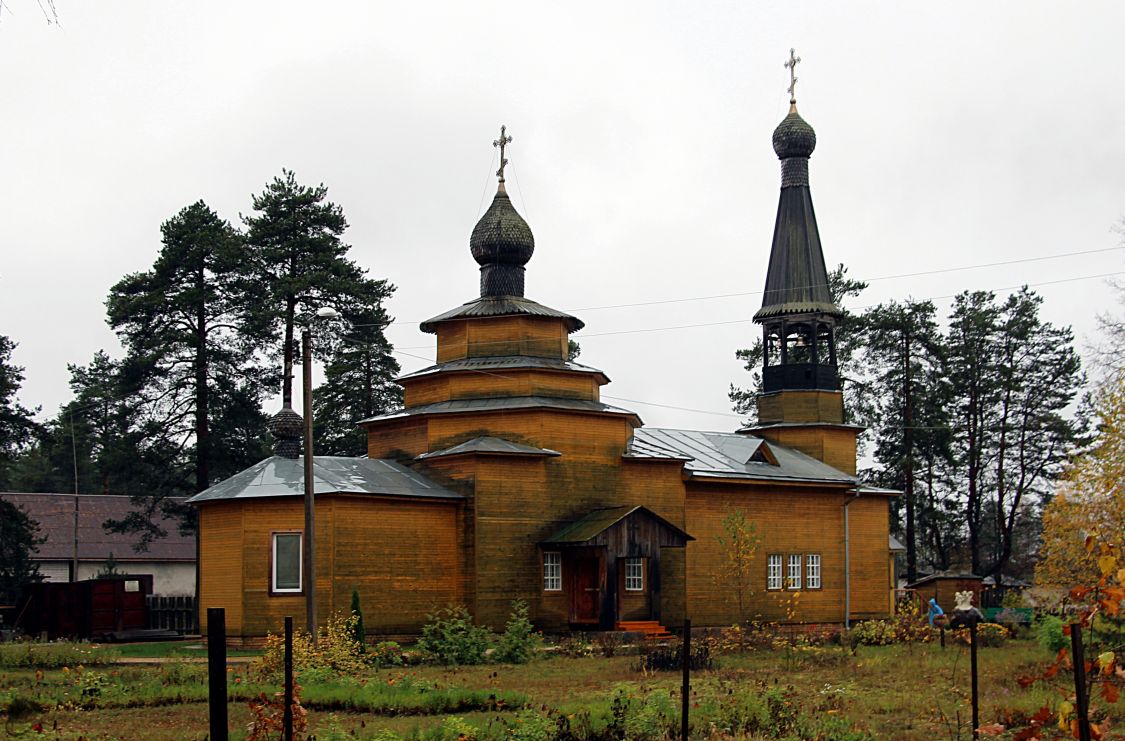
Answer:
[{"xmin": 540, "ymin": 505, "xmax": 693, "ymax": 546}]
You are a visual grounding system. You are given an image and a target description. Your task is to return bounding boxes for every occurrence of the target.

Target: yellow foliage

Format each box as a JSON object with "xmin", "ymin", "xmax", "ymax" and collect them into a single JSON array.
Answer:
[{"xmin": 1037, "ymin": 378, "xmax": 1125, "ymax": 588}]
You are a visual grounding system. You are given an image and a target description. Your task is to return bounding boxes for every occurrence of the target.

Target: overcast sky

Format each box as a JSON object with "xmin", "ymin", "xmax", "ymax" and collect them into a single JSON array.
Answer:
[{"xmin": 3, "ymin": 1, "xmax": 1124, "ymax": 434}]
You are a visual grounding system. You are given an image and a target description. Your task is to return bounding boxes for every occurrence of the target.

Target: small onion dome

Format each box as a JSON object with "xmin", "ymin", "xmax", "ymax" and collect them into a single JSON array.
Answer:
[
  {"xmin": 772, "ymin": 105, "xmax": 816, "ymax": 160},
  {"xmin": 268, "ymin": 405, "xmax": 303, "ymax": 459},
  {"xmin": 470, "ymin": 186, "xmax": 534, "ymax": 268}
]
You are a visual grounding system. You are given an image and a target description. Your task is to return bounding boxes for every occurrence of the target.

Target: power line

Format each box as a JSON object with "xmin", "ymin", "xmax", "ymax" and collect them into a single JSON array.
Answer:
[
  {"xmin": 386, "ymin": 246, "xmax": 1124, "ymax": 326},
  {"xmin": 390, "ymin": 269, "xmax": 1125, "ymax": 349}
]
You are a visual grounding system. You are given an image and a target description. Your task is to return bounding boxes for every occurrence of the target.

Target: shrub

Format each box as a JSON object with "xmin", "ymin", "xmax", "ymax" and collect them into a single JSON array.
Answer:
[
  {"xmin": 350, "ymin": 589, "xmax": 366, "ymax": 654},
  {"xmin": 0, "ymin": 640, "xmax": 120, "ymax": 668},
  {"xmin": 253, "ymin": 610, "xmax": 368, "ymax": 681},
  {"xmin": 417, "ymin": 606, "xmax": 494, "ymax": 665},
  {"xmin": 847, "ymin": 620, "xmax": 895, "ymax": 647},
  {"xmin": 952, "ymin": 622, "xmax": 1007, "ymax": 647},
  {"xmin": 635, "ymin": 637, "xmax": 713, "ymax": 672},
  {"xmin": 371, "ymin": 640, "xmax": 405, "ymax": 668},
  {"xmin": 494, "ymin": 600, "xmax": 541, "ymax": 664},
  {"xmin": 1035, "ymin": 614, "xmax": 1067, "ymax": 653}
]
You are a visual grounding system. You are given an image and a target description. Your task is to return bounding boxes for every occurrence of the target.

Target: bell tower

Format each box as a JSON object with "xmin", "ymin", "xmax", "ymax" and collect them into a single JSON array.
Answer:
[{"xmin": 742, "ymin": 50, "xmax": 860, "ymax": 475}]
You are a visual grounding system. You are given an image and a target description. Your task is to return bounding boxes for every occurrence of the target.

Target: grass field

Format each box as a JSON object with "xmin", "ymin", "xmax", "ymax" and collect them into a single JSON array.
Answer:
[{"xmin": 0, "ymin": 638, "xmax": 1120, "ymax": 740}]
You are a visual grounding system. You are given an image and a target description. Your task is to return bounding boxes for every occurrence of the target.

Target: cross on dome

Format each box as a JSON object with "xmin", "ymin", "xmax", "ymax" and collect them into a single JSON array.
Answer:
[
  {"xmin": 785, "ymin": 48, "xmax": 801, "ymax": 104},
  {"xmin": 493, "ymin": 124, "xmax": 513, "ymax": 182}
]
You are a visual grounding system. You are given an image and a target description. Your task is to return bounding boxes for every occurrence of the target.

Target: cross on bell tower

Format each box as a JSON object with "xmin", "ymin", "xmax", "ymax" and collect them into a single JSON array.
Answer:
[
  {"xmin": 785, "ymin": 48, "xmax": 801, "ymax": 104},
  {"xmin": 493, "ymin": 125, "xmax": 513, "ymax": 182}
]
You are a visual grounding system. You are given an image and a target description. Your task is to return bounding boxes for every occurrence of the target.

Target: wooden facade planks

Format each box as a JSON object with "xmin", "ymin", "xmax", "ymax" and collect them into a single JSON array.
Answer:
[
  {"xmin": 403, "ymin": 369, "xmax": 601, "ymax": 407},
  {"xmin": 757, "ymin": 390, "xmax": 845, "ymax": 424},
  {"xmin": 683, "ymin": 482, "xmax": 890, "ymax": 625},
  {"xmin": 198, "ymin": 495, "xmax": 462, "ymax": 640},
  {"xmin": 754, "ymin": 425, "xmax": 858, "ymax": 476},
  {"xmin": 436, "ymin": 316, "xmax": 568, "ymax": 362}
]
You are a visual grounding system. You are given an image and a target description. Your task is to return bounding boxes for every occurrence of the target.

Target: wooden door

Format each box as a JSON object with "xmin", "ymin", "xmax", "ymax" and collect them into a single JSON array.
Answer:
[{"xmin": 570, "ymin": 551, "xmax": 603, "ymax": 624}]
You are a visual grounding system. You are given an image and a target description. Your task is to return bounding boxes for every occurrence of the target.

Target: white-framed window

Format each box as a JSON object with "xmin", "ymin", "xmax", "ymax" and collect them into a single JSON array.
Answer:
[
  {"xmin": 806, "ymin": 554, "xmax": 822, "ymax": 589},
  {"xmin": 767, "ymin": 554, "xmax": 783, "ymax": 590},
  {"xmin": 625, "ymin": 558, "xmax": 644, "ymax": 592},
  {"xmin": 787, "ymin": 554, "xmax": 802, "ymax": 590},
  {"xmin": 543, "ymin": 551, "xmax": 562, "ymax": 591},
  {"xmin": 272, "ymin": 532, "xmax": 302, "ymax": 593}
]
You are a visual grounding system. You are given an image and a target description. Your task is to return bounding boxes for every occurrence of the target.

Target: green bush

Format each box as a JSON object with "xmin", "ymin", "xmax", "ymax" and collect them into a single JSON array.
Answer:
[
  {"xmin": 417, "ymin": 606, "xmax": 494, "ymax": 665},
  {"xmin": 350, "ymin": 589, "xmax": 366, "ymax": 654},
  {"xmin": 0, "ymin": 640, "xmax": 120, "ymax": 668},
  {"xmin": 494, "ymin": 600, "xmax": 542, "ymax": 664},
  {"xmin": 847, "ymin": 620, "xmax": 896, "ymax": 647},
  {"xmin": 1035, "ymin": 615, "xmax": 1067, "ymax": 653},
  {"xmin": 634, "ymin": 638, "xmax": 713, "ymax": 672}
]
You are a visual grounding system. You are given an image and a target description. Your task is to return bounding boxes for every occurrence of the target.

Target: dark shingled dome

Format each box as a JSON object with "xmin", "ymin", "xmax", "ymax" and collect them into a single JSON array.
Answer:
[
  {"xmin": 269, "ymin": 405, "xmax": 303, "ymax": 459},
  {"xmin": 772, "ymin": 107, "xmax": 816, "ymax": 160},
  {"xmin": 470, "ymin": 188, "xmax": 534, "ymax": 268}
]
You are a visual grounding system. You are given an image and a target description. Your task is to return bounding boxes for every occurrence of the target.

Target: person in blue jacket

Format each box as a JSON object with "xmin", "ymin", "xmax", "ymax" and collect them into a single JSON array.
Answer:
[{"xmin": 928, "ymin": 598, "xmax": 944, "ymax": 626}]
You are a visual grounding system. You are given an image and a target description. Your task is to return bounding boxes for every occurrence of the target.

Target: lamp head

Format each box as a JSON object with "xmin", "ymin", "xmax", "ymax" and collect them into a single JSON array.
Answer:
[{"xmin": 315, "ymin": 307, "xmax": 339, "ymax": 320}]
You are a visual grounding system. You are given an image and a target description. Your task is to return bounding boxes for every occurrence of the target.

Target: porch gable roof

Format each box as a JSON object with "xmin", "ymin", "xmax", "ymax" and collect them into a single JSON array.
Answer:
[{"xmin": 539, "ymin": 505, "xmax": 693, "ymax": 547}]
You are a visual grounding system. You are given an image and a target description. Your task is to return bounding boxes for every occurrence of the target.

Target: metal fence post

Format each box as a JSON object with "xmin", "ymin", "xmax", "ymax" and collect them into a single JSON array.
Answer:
[
  {"xmin": 1070, "ymin": 622, "xmax": 1091, "ymax": 741},
  {"xmin": 969, "ymin": 621, "xmax": 979, "ymax": 740},
  {"xmin": 681, "ymin": 618, "xmax": 691, "ymax": 741},
  {"xmin": 206, "ymin": 607, "xmax": 228, "ymax": 741},
  {"xmin": 283, "ymin": 616, "xmax": 294, "ymax": 741}
]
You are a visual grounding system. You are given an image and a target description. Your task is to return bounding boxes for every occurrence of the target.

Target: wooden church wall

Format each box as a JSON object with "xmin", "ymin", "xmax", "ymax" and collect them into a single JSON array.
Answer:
[
  {"xmin": 198, "ymin": 501, "xmax": 245, "ymax": 636},
  {"xmin": 404, "ymin": 370, "xmax": 600, "ymax": 407},
  {"xmin": 685, "ymin": 483, "xmax": 854, "ymax": 625},
  {"xmin": 845, "ymin": 496, "xmax": 895, "ymax": 618},
  {"xmin": 199, "ymin": 495, "xmax": 462, "ymax": 640}
]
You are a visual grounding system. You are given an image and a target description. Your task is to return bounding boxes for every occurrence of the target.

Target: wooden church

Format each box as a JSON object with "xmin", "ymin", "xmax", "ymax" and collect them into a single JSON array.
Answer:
[{"xmin": 189, "ymin": 82, "xmax": 898, "ymax": 642}]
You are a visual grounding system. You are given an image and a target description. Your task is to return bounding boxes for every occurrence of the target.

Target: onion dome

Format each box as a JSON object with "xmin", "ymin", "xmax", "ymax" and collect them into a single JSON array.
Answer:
[
  {"xmin": 268, "ymin": 405, "xmax": 303, "ymax": 459},
  {"xmin": 772, "ymin": 104, "xmax": 816, "ymax": 160},
  {"xmin": 470, "ymin": 183, "xmax": 535, "ymax": 297}
]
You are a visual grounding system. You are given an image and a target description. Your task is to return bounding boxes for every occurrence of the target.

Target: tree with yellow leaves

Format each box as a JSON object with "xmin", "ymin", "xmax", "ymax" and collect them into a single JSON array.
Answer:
[{"xmin": 1037, "ymin": 378, "xmax": 1125, "ymax": 588}]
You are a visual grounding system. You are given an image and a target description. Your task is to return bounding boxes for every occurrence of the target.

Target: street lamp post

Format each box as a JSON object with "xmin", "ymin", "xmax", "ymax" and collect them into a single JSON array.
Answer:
[{"xmin": 302, "ymin": 306, "xmax": 338, "ymax": 641}]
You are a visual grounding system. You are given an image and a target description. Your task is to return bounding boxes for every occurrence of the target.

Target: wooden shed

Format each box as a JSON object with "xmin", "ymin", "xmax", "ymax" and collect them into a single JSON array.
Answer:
[{"xmin": 906, "ymin": 572, "xmax": 984, "ymax": 613}]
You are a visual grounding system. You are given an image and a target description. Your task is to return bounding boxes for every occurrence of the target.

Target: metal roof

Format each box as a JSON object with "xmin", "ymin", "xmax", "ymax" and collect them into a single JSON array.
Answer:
[
  {"xmin": 419, "ymin": 296, "xmax": 584, "ymax": 333},
  {"xmin": 540, "ymin": 505, "xmax": 693, "ymax": 545},
  {"xmin": 889, "ymin": 535, "xmax": 906, "ymax": 552},
  {"xmin": 907, "ymin": 571, "xmax": 983, "ymax": 587},
  {"xmin": 186, "ymin": 456, "xmax": 461, "ymax": 504},
  {"xmin": 0, "ymin": 493, "xmax": 194, "ymax": 561},
  {"xmin": 398, "ymin": 355, "xmax": 608, "ymax": 383},
  {"xmin": 625, "ymin": 428, "xmax": 857, "ymax": 485},
  {"xmin": 416, "ymin": 436, "xmax": 560, "ymax": 460},
  {"xmin": 360, "ymin": 396, "xmax": 641, "ymax": 425},
  {"xmin": 754, "ymin": 109, "xmax": 843, "ymax": 323}
]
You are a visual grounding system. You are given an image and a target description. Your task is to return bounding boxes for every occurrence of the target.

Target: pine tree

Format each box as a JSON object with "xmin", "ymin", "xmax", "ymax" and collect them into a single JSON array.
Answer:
[
  {"xmin": 244, "ymin": 170, "xmax": 398, "ymax": 453},
  {"xmin": 0, "ymin": 334, "xmax": 38, "ymax": 490},
  {"xmin": 0, "ymin": 496, "xmax": 42, "ymax": 604},
  {"xmin": 861, "ymin": 299, "xmax": 950, "ymax": 582}
]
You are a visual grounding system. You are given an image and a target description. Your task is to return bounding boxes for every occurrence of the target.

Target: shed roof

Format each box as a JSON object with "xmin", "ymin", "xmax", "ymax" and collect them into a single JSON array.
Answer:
[
  {"xmin": 186, "ymin": 456, "xmax": 460, "ymax": 504},
  {"xmin": 0, "ymin": 493, "xmax": 194, "ymax": 561},
  {"xmin": 907, "ymin": 571, "xmax": 983, "ymax": 588},
  {"xmin": 416, "ymin": 436, "xmax": 560, "ymax": 460},
  {"xmin": 625, "ymin": 428, "xmax": 857, "ymax": 485},
  {"xmin": 540, "ymin": 505, "xmax": 693, "ymax": 546}
]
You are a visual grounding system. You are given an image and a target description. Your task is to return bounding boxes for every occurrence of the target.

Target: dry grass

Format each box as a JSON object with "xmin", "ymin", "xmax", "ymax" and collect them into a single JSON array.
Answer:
[{"xmin": 1, "ymin": 639, "xmax": 1120, "ymax": 739}]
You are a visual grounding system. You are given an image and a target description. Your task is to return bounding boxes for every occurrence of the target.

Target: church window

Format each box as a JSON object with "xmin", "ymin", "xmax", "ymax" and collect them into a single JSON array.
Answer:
[
  {"xmin": 543, "ymin": 552, "xmax": 562, "ymax": 591},
  {"xmin": 767, "ymin": 554, "xmax": 783, "ymax": 590},
  {"xmin": 625, "ymin": 558, "xmax": 644, "ymax": 591},
  {"xmin": 787, "ymin": 554, "xmax": 802, "ymax": 589},
  {"xmin": 806, "ymin": 554, "xmax": 822, "ymax": 589},
  {"xmin": 272, "ymin": 532, "xmax": 302, "ymax": 593}
]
